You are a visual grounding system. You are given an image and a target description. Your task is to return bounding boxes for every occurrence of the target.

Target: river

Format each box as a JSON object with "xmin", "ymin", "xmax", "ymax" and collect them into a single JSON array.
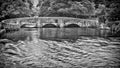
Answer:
[
  {"xmin": 0, "ymin": 28, "xmax": 120, "ymax": 68},
  {"xmin": 2, "ymin": 28, "xmax": 110, "ymax": 41}
]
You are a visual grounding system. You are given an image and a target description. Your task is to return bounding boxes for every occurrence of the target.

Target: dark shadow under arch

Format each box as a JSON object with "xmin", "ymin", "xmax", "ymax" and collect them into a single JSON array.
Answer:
[
  {"xmin": 20, "ymin": 24, "xmax": 37, "ymax": 28},
  {"xmin": 64, "ymin": 24, "xmax": 80, "ymax": 28},
  {"xmin": 20, "ymin": 24, "xmax": 26, "ymax": 28},
  {"xmin": 42, "ymin": 24, "xmax": 59, "ymax": 28}
]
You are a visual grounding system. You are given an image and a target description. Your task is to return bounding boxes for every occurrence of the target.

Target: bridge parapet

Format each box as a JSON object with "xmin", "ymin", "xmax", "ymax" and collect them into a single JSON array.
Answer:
[{"xmin": 2, "ymin": 17, "xmax": 99, "ymax": 28}]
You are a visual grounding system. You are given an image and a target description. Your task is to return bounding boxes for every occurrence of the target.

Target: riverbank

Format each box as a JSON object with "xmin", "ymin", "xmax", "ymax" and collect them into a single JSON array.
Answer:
[{"xmin": 0, "ymin": 37, "xmax": 120, "ymax": 68}]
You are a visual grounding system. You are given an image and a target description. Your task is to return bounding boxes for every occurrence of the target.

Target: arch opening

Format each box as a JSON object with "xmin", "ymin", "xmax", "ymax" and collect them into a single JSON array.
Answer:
[
  {"xmin": 21, "ymin": 24, "xmax": 26, "ymax": 28},
  {"xmin": 20, "ymin": 24, "xmax": 37, "ymax": 28},
  {"xmin": 42, "ymin": 24, "xmax": 59, "ymax": 28},
  {"xmin": 64, "ymin": 24, "xmax": 80, "ymax": 28}
]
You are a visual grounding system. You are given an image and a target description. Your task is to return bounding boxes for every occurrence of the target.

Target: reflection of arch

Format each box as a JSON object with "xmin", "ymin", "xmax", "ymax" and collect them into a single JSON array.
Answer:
[
  {"xmin": 64, "ymin": 24, "xmax": 80, "ymax": 28},
  {"xmin": 42, "ymin": 24, "xmax": 59, "ymax": 28}
]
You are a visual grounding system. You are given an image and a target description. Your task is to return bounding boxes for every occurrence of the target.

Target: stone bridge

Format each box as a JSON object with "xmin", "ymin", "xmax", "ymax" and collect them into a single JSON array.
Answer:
[{"xmin": 2, "ymin": 17, "xmax": 99, "ymax": 28}]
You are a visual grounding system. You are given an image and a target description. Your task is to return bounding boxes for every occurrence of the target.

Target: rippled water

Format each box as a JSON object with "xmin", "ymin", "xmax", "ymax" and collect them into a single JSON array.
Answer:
[{"xmin": 0, "ymin": 28, "xmax": 120, "ymax": 68}]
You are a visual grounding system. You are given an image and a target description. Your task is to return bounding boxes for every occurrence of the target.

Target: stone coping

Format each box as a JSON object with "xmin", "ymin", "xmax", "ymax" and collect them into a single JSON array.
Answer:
[{"xmin": 2, "ymin": 17, "xmax": 98, "ymax": 23}]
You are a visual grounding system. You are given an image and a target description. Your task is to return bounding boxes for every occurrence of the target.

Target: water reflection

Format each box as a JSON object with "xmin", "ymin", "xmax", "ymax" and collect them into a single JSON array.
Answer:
[
  {"xmin": 39, "ymin": 28, "xmax": 109, "ymax": 40},
  {"xmin": 2, "ymin": 28, "xmax": 110, "ymax": 41}
]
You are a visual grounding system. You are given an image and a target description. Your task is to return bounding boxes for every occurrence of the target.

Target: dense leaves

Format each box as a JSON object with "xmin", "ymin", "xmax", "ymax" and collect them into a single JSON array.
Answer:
[
  {"xmin": 107, "ymin": 2, "xmax": 120, "ymax": 21},
  {"xmin": 0, "ymin": 0, "xmax": 97, "ymax": 20},
  {"xmin": 0, "ymin": 0, "xmax": 33, "ymax": 19},
  {"xmin": 0, "ymin": 0, "xmax": 119, "ymax": 22}
]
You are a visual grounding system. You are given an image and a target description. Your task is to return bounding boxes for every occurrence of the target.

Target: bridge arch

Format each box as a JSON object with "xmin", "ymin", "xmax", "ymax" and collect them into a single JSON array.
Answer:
[
  {"xmin": 64, "ymin": 24, "xmax": 80, "ymax": 28},
  {"xmin": 20, "ymin": 23, "xmax": 37, "ymax": 28},
  {"xmin": 21, "ymin": 24, "xmax": 26, "ymax": 28},
  {"xmin": 42, "ymin": 24, "xmax": 59, "ymax": 28},
  {"xmin": 2, "ymin": 17, "xmax": 99, "ymax": 28}
]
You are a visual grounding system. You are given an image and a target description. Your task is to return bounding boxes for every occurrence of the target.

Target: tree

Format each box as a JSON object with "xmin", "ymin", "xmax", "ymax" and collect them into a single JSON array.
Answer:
[
  {"xmin": 48, "ymin": 0, "xmax": 95, "ymax": 16},
  {"xmin": 107, "ymin": 2, "xmax": 120, "ymax": 21},
  {"xmin": 96, "ymin": 0, "xmax": 120, "ymax": 22},
  {"xmin": 0, "ymin": 0, "xmax": 97, "ymax": 20},
  {"xmin": 0, "ymin": 0, "xmax": 33, "ymax": 20}
]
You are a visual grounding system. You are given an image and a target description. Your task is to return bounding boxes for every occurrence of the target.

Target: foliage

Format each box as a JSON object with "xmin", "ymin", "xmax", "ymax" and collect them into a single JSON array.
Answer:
[
  {"xmin": 0, "ymin": 0, "xmax": 33, "ymax": 20},
  {"xmin": 107, "ymin": 2, "xmax": 120, "ymax": 21},
  {"xmin": 0, "ymin": 0, "xmax": 97, "ymax": 20},
  {"xmin": 49, "ymin": 0, "xmax": 95, "ymax": 16}
]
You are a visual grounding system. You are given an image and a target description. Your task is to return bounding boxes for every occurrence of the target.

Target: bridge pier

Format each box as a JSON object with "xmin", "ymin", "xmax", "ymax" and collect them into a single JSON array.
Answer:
[
  {"xmin": 58, "ymin": 19, "xmax": 64, "ymax": 28},
  {"xmin": 37, "ymin": 19, "xmax": 41, "ymax": 27}
]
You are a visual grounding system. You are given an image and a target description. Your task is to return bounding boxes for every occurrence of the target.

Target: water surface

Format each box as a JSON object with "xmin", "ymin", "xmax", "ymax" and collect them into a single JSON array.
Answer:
[
  {"xmin": 1, "ymin": 28, "xmax": 120, "ymax": 68},
  {"xmin": 3, "ymin": 28, "xmax": 110, "ymax": 41}
]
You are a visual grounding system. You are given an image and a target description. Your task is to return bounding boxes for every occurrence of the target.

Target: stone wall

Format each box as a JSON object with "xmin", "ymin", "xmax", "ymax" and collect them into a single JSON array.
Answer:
[{"xmin": 2, "ymin": 17, "xmax": 99, "ymax": 28}]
